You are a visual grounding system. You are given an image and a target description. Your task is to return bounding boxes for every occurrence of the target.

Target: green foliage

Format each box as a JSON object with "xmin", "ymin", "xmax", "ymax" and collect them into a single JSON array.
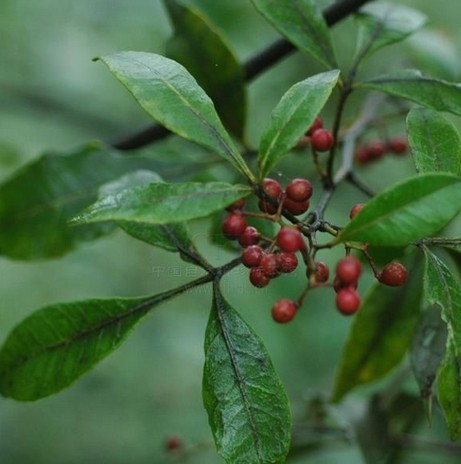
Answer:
[
  {"xmin": 203, "ymin": 283, "xmax": 292, "ymax": 464},
  {"xmin": 332, "ymin": 255, "xmax": 423, "ymax": 402},
  {"xmin": 407, "ymin": 108, "xmax": 461, "ymax": 175},
  {"xmin": 339, "ymin": 173, "xmax": 461, "ymax": 246},
  {"xmin": 258, "ymin": 70, "xmax": 340, "ymax": 178},
  {"xmin": 71, "ymin": 181, "xmax": 252, "ymax": 225},
  {"xmin": 251, "ymin": 0, "xmax": 337, "ymax": 69},
  {"xmin": 2, "ymin": 0, "xmax": 461, "ymax": 462},
  {"xmin": 97, "ymin": 52, "xmax": 255, "ymax": 181},
  {"xmin": 164, "ymin": 0, "xmax": 246, "ymax": 139}
]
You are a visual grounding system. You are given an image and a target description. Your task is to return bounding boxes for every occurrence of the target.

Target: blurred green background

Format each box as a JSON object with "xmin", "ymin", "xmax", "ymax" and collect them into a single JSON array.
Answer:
[{"xmin": 1, "ymin": 1, "xmax": 461, "ymax": 463}]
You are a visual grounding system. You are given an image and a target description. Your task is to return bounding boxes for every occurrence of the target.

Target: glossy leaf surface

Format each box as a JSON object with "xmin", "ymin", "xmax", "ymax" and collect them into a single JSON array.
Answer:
[
  {"xmin": 339, "ymin": 173, "xmax": 461, "ymax": 246},
  {"xmin": 71, "ymin": 181, "xmax": 252, "ymax": 225},
  {"xmin": 251, "ymin": 0, "xmax": 337, "ymax": 68},
  {"xmin": 98, "ymin": 52, "xmax": 255, "ymax": 181},
  {"xmin": 359, "ymin": 69, "xmax": 461, "ymax": 116},
  {"xmin": 258, "ymin": 70, "xmax": 339, "ymax": 178},
  {"xmin": 0, "ymin": 288, "xmax": 185, "ymax": 401},
  {"xmin": 407, "ymin": 108, "xmax": 461, "ymax": 175},
  {"xmin": 203, "ymin": 283, "xmax": 291, "ymax": 463}
]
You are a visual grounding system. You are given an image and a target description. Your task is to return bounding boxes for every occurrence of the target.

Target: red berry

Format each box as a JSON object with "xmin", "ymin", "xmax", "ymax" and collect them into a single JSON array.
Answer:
[
  {"xmin": 297, "ymin": 134, "xmax": 310, "ymax": 148},
  {"xmin": 258, "ymin": 199, "xmax": 278, "ymax": 214},
  {"xmin": 387, "ymin": 137, "xmax": 408, "ymax": 155},
  {"xmin": 260, "ymin": 253, "xmax": 280, "ymax": 278},
  {"xmin": 242, "ymin": 245, "xmax": 264, "ymax": 268},
  {"xmin": 238, "ymin": 226, "xmax": 261, "ymax": 247},
  {"xmin": 249, "ymin": 267, "xmax": 270, "ymax": 288},
  {"xmin": 277, "ymin": 227, "xmax": 304, "ymax": 253},
  {"xmin": 379, "ymin": 262, "xmax": 408, "ymax": 287},
  {"xmin": 367, "ymin": 141, "xmax": 387, "ymax": 160},
  {"xmin": 313, "ymin": 261, "xmax": 329, "ymax": 283},
  {"xmin": 226, "ymin": 198, "xmax": 245, "ymax": 212},
  {"xmin": 335, "ymin": 256, "xmax": 362, "ymax": 285},
  {"xmin": 355, "ymin": 145, "xmax": 372, "ymax": 164},
  {"xmin": 307, "ymin": 117, "xmax": 323, "ymax": 136},
  {"xmin": 349, "ymin": 203, "xmax": 365, "ymax": 219},
  {"xmin": 276, "ymin": 252, "xmax": 298, "ymax": 273},
  {"xmin": 311, "ymin": 129, "xmax": 334, "ymax": 152},
  {"xmin": 282, "ymin": 197, "xmax": 310, "ymax": 216},
  {"xmin": 222, "ymin": 213, "xmax": 247, "ymax": 240},
  {"xmin": 336, "ymin": 288, "xmax": 361, "ymax": 315},
  {"xmin": 262, "ymin": 178, "xmax": 283, "ymax": 200},
  {"xmin": 272, "ymin": 299, "xmax": 298, "ymax": 323},
  {"xmin": 165, "ymin": 435, "xmax": 182, "ymax": 452},
  {"xmin": 286, "ymin": 178, "xmax": 313, "ymax": 202}
]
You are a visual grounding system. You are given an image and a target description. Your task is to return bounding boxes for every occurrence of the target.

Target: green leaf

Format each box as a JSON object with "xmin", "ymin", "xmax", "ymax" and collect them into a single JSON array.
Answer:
[
  {"xmin": 258, "ymin": 70, "xmax": 340, "ymax": 178},
  {"xmin": 97, "ymin": 52, "xmax": 255, "ymax": 181},
  {"xmin": 0, "ymin": 287, "xmax": 188, "ymax": 401},
  {"xmin": 423, "ymin": 248, "xmax": 461, "ymax": 440},
  {"xmin": 251, "ymin": 0, "xmax": 337, "ymax": 69},
  {"xmin": 359, "ymin": 69, "xmax": 461, "ymax": 116},
  {"xmin": 203, "ymin": 283, "xmax": 291, "ymax": 463},
  {"xmin": 407, "ymin": 108, "xmax": 461, "ymax": 175},
  {"xmin": 71, "ymin": 181, "xmax": 252, "ymax": 226},
  {"xmin": 338, "ymin": 173, "xmax": 461, "ymax": 246},
  {"xmin": 332, "ymin": 255, "xmax": 423, "ymax": 402},
  {"xmin": 0, "ymin": 143, "xmax": 154, "ymax": 260},
  {"xmin": 164, "ymin": 0, "xmax": 246, "ymax": 139},
  {"xmin": 410, "ymin": 305, "xmax": 447, "ymax": 405},
  {"xmin": 354, "ymin": 3, "xmax": 426, "ymax": 60}
]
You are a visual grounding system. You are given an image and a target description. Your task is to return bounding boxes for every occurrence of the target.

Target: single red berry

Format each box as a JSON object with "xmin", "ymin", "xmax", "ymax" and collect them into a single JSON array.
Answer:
[
  {"xmin": 379, "ymin": 262, "xmax": 408, "ymax": 287},
  {"xmin": 311, "ymin": 129, "xmax": 334, "ymax": 152},
  {"xmin": 238, "ymin": 226, "xmax": 261, "ymax": 247},
  {"xmin": 262, "ymin": 178, "xmax": 283, "ymax": 200},
  {"xmin": 333, "ymin": 276, "xmax": 358, "ymax": 293},
  {"xmin": 242, "ymin": 245, "xmax": 264, "ymax": 268},
  {"xmin": 165, "ymin": 435, "xmax": 182, "ymax": 452},
  {"xmin": 282, "ymin": 197, "xmax": 310, "ymax": 216},
  {"xmin": 307, "ymin": 117, "xmax": 323, "ymax": 136},
  {"xmin": 276, "ymin": 252, "xmax": 298, "ymax": 273},
  {"xmin": 249, "ymin": 267, "xmax": 270, "ymax": 288},
  {"xmin": 222, "ymin": 213, "xmax": 247, "ymax": 240},
  {"xmin": 272, "ymin": 299, "xmax": 298, "ymax": 323},
  {"xmin": 336, "ymin": 288, "xmax": 361, "ymax": 315},
  {"xmin": 387, "ymin": 137, "xmax": 408, "ymax": 155},
  {"xmin": 260, "ymin": 253, "xmax": 280, "ymax": 278},
  {"xmin": 349, "ymin": 203, "xmax": 365, "ymax": 219},
  {"xmin": 335, "ymin": 256, "xmax": 362, "ymax": 285},
  {"xmin": 355, "ymin": 145, "xmax": 372, "ymax": 165},
  {"xmin": 258, "ymin": 199, "xmax": 278, "ymax": 214},
  {"xmin": 277, "ymin": 227, "xmax": 305, "ymax": 253},
  {"xmin": 286, "ymin": 178, "xmax": 313, "ymax": 202},
  {"xmin": 367, "ymin": 141, "xmax": 387, "ymax": 160},
  {"xmin": 226, "ymin": 198, "xmax": 245, "ymax": 212},
  {"xmin": 313, "ymin": 261, "xmax": 329, "ymax": 283}
]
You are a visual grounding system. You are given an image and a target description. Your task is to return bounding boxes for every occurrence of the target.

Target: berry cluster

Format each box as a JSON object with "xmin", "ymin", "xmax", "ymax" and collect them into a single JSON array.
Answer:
[
  {"xmin": 355, "ymin": 136, "xmax": 408, "ymax": 165},
  {"xmin": 221, "ymin": 133, "xmax": 409, "ymax": 324}
]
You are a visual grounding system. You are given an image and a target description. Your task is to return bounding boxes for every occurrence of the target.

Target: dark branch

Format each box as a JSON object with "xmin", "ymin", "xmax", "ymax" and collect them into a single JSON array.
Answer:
[{"xmin": 110, "ymin": 0, "xmax": 373, "ymax": 151}]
